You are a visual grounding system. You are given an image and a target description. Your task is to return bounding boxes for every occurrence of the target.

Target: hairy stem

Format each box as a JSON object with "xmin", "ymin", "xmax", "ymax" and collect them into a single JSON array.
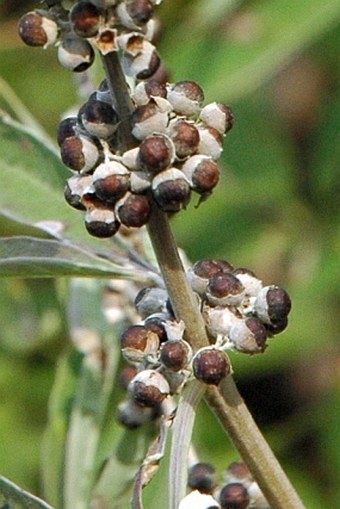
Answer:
[{"xmin": 102, "ymin": 50, "xmax": 305, "ymax": 509}]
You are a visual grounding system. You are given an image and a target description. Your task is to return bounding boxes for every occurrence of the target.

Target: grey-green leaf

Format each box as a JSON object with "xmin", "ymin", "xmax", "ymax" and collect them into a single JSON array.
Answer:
[
  {"xmin": 0, "ymin": 236, "xmax": 150, "ymax": 279},
  {"xmin": 0, "ymin": 475, "xmax": 54, "ymax": 509}
]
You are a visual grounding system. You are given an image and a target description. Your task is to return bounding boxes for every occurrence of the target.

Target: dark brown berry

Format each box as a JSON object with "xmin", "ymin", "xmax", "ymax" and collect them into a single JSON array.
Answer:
[
  {"xmin": 129, "ymin": 369, "xmax": 170, "ymax": 407},
  {"xmin": 219, "ymin": 483, "xmax": 250, "ymax": 509},
  {"xmin": 57, "ymin": 117, "xmax": 78, "ymax": 147},
  {"xmin": 193, "ymin": 348, "xmax": 230, "ymax": 385},
  {"xmin": 60, "ymin": 134, "xmax": 102, "ymax": 173},
  {"xmin": 138, "ymin": 134, "xmax": 174, "ymax": 173},
  {"xmin": 58, "ymin": 34, "xmax": 95, "ymax": 72},
  {"xmin": 193, "ymin": 259, "xmax": 234, "ymax": 279},
  {"xmin": 126, "ymin": 0, "xmax": 154, "ymax": 26},
  {"xmin": 152, "ymin": 169, "xmax": 191, "ymax": 212},
  {"xmin": 120, "ymin": 325, "xmax": 150, "ymax": 351},
  {"xmin": 170, "ymin": 120, "xmax": 199, "ymax": 159},
  {"xmin": 18, "ymin": 11, "xmax": 58, "ymax": 47},
  {"xmin": 116, "ymin": 193, "xmax": 151, "ymax": 227},
  {"xmin": 144, "ymin": 316, "xmax": 168, "ymax": 343},
  {"xmin": 160, "ymin": 340, "xmax": 190, "ymax": 372},
  {"xmin": 188, "ymin": 463, "xmax": 216, "ymax": 494},
  {"xmin": 207, "ymin": 272, "xmax": 244, "ymax": 306},
  {"xmin": 70, "ymin": 1, "xmax": 101, "ymax": 38},
  {"xmin": 84, "ymin": 210, "xmax": 120, "ymax": 238}
]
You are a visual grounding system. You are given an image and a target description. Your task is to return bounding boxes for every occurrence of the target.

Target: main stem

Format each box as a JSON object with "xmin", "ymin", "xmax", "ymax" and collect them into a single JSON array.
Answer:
[{"xmin": 102, "ymin": 51, "xmax": 305, "ymax": 509}]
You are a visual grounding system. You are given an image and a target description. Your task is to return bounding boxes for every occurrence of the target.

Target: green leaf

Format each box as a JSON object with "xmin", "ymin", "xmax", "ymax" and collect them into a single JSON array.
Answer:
[
  {"xmin": 0, "ymin": 475, "xmax": 54, "ymax": 509},
  {"xmin": 0, "ymin": 236, "xmax": 150, "ymax": 280}
]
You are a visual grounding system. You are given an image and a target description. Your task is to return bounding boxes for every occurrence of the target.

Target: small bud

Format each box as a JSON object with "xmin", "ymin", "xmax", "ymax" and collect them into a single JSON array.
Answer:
[
  {"xmin": 60, "ymin": 134, "xmax": 103, "ymax": 173},
  {"xmin": 219, "ymin": 483, "xmax": 250, "ymax": 509},
  {"xmin": 137, "ymin": 133, "xmax": 175, "ymax": 173},
  {"xmin": 193, "ymin": 347, "xmax": 230, "ymax": 386},
  {"xmin": 131, "ymin": 99, "xmax": 170, "ymax": 140},
  {"xmin": 135, "ymin": 287, "xmax": 169, "ymax": 319},
  {"xmin": 115, "ymin": 192, "xmax": 151, "ymax": 227},
  {"xmin": 167, "ymin": 80, "xmax": 204, "ymax": 117},
  {"xmin": 64, "ymin": 174, "xmax": 92, "ymax": 210},
  {"xmin": 58, "ymin": 34, "xmax": 95, "ymax": 72},
  {"xmin": 93, "ymin": 161, "xmax": 130, "ymax": 203},
  {"xmin": 206, "ymin": 272, "xmax": 245, "ymax": 307},
  {"xmin": 254, "ymin": 286, "xmax": 291, "ymax": 326},
  {"xmin": 228, "ymin": 318, "xmax": 268, "ymax": 354},
  {"xmin": 84, "ymin": 207, "xmax": 120, "ymax": 238},
  {"xmin": 197, "ymin": 126, "xmax": 223, "ymax": 161},
  {"xmin": 169, "ymin": 119, "xmax": 200, "ymax": 159},
  {"xmin": 182, "ymin": 155, "xmax": 219, "ymax": 195},
  {"xmin": 79, "ymin": 98, "xmax": 119, "ymax": 139},
  {"xmin": 152, "ymin": 168, "xmax": 191, "ymax": 212},
  {"xmin": 70, "ymin": 1, "xmax": 102, "ymax": 38},
  {"xmin": 18, "ymin": 11, "xmax": 58, "ymax": 48},
  {"xmin": 57, "ymin": 117, "xmax": 78, "ymax": 147},
  {"xmin": 132, "ymin": 79, "xmax": 167, "ymax": 106},
  {"xmin": 179, "ymin": 490, "xmax": 220, "ymax": 509},
  {"xmin": 199, "ymin": 102, "xmax": 234, "ymax": 135},
  {"xmin": 129, "ymin": 369, "xmax": 170, "ymax": 407},
  {"xmin": 160, "ymin": 339, "xmax": 192, "ymax": 372},
  {"xmin": 188, "ymin": 462, "xmax": 216, "ymax": 495}
]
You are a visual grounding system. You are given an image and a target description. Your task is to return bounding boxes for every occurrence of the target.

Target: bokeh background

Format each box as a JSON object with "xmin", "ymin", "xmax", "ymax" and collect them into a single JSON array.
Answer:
[{"xmin": 0, "ymin": 1, "xmax": 339, "ymax": 508}]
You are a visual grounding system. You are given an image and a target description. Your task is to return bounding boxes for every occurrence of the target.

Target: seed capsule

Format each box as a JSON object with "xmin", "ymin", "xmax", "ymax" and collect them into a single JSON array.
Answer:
[
  {"xmin": 64, "ymin": 174, "xmax": 92, "ymax": 210},
  {"xmin": 116, "ymin": 0, "xmax": 154, "ymax": 29},
  {"xmin": 254, "ymin": 286, "xmax": 291, "ymax": 326},
  {"xmin": 204, "ymin": 305, "xmax": 239, "ymax": 339},
  {"xmin": 79, "ymin": 98, "xmax": 119, "ymax": 139},
  {"xmin": 188, "ymin": 462, "xmax": 216, "ymax": 495},
  {"xmin": 131, "ymin": 99, "xmax": 170, "ymax": 140},
  {"xmin": 132, "ymin": 79, "xmax": 167, "ymax": 106},
  {"xmin": 58, "ymin": 34, "xmax": 95, "ymax": 72},
  {"xmin": 121, "ymin": 324, "xmax": 159, "ymax": 363},
  {"xmin": 228, "ymin": 317, "xmax": 268, "ymax": 354},
  {"xmin": 129, "ymin": 369, "xmax": 170, "ymax": 407},
  {"xmin": 206, "ymin": 272, "xmax": 245, "ymax": 307},
  {"xmin": 70, "ymin": 1, "xmax": 102, "ymax": 38},
  {"xmin": 197, "ymin": 125, "xmax": 223, "ymax": 161},
  {"xmin": 84, "ymin": 207, "xmax": 120, "ymax": 238},
  {"xmin": 115, "ymin": 192, "xmax": 151, "ymax": 227},
  {"xmin": 152, "ymin": 168, "xmax": 191, "ymax": 212},
  {"xmin": 92, "ymin": 161, "xmax": 130, "ymax": 203},
  {"xmin": 193, "ymin": 347, "xmax": 230, "ymax": 386},
  {"xmin": 121, "ymin": 41, "xmax": 160, "ymax": 79},
  {"xmin": 169, "ymin": 119, "xmax": 200, "ymax": 159},
  {"xmin": 57, "ymin": 117, "xmax": 79, "ymax": 147},
  {"xmin": 18, "ymin": 11, "xmax": 58, "ymax": 48},
  {"xmin": 182, "ymin": 155, "xmax": 219, "ymax": 195},
  {"xmin": 137, "ymin": 133, "xmax": 175, "ymax": 173},
  {"xmin": 160, "ymin": 339, "xmax": 191, "ymax": 372},
  {"xmin": 199, "ymin": 102, "xmax": 234, "ymax": 135},
  {"xmin": 219, "ymin": 483, "xmax": 250, "ymax": 509},
  {"xmin": 188, "ymin": 258, "xmax": 234, "ymax": 296},
  {"xmin": 60, "ymin": 134, "xmax": 103, "ymax": 173},
  {"xmin": 167, "ymin": 80, "xmax": 204, "ymax": 117}
]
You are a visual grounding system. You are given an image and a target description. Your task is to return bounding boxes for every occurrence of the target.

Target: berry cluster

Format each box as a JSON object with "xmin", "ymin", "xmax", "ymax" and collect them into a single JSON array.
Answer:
[
  {"xmin": 179, "ymin": 461, "xmax": 271, "ymax": 509},
  {"xmin": 18, "ymin": 1, "xmax": 234, "ymax": 239},
  {"xmin": 116, "ymin": 258, "xmax": 291, "ymax": 428},
  {"xmin": 188, "ymin": 259, "xmax": 291, "ymax": 354}
]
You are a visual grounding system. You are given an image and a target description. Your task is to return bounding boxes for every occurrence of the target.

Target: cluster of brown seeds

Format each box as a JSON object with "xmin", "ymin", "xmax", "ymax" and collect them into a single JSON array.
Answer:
[
  {"xmin": 18, "ymin": 1, "xmax": 234, "ymax": 238},
  {"xmin": 179, "ymin": 460, "xmax": 271, "ymax": 508},
  {"xmin": 116, "ymin": 258, "xmax": 291, "ymax": 428}
]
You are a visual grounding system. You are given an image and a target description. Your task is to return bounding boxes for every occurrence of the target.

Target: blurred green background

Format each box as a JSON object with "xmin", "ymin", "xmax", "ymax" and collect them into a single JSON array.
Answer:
[{"xmin": 0, "ymin": 0, "xmax": 339, "ymax": 507}]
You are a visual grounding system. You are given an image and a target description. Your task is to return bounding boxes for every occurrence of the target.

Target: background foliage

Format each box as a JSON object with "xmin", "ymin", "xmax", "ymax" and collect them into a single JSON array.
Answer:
[{"xmin": 0, "ymin": 0, "xmax": 339, "ymax": 507}]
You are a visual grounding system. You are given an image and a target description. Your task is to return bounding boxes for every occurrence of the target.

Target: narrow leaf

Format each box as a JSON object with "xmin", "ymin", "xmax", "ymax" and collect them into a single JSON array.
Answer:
[
  {"xmin": 0, "ymin": 476, "xmax": 54, "ymax": 509},
  {"xmin": 0, "ymin": 236, "xmax": 150, "ymax": 280}
]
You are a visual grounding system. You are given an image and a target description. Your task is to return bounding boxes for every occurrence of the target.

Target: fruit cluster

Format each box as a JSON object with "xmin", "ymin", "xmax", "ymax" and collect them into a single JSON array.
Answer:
[
  {"xmin": 18, "ymin": 1, "xmax": 234, "ymax": 238},
  {"xmin": 179, "ymin": 460, "xmax": 271, "ymax": 509},
  {"xmin": 116, "ymin": 258, "xmax": 291, "ymax": 428}
]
